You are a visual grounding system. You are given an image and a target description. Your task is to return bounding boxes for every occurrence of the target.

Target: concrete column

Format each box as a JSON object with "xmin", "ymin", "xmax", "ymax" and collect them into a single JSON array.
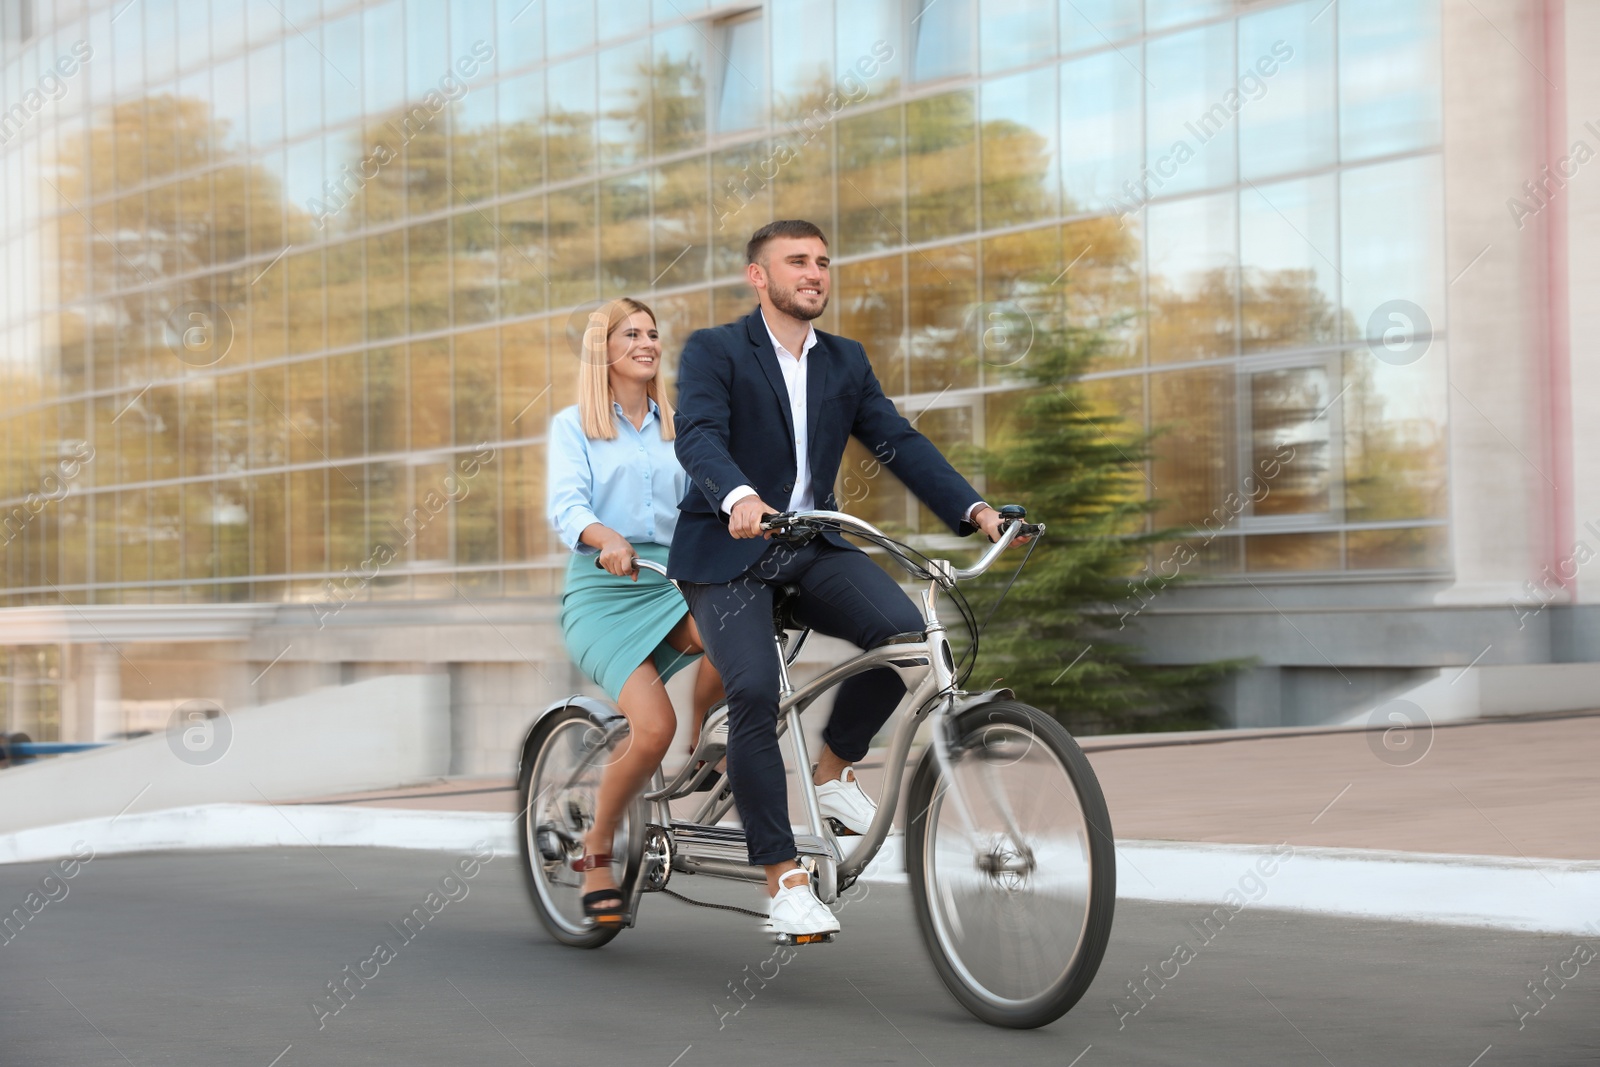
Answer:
[
  {"xmin": 1563, "ymin": 3, "xmax": 1600, "ymax": 605},
  {"xmin": 1435, "ymin": 0, "xmax": 1556, "ymax": 605}
]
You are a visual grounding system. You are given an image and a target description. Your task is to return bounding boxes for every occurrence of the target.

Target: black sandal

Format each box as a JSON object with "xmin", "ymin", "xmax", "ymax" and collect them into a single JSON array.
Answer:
[{"xmin": 574, "ymin": 854, "xmax": 625, "ymax": 927}]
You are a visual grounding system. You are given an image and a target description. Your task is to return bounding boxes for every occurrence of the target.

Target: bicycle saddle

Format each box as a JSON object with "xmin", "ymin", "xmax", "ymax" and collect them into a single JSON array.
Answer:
[{"xmin": 772, "ymin": 583, "xmax": 804, "ymax": 635}]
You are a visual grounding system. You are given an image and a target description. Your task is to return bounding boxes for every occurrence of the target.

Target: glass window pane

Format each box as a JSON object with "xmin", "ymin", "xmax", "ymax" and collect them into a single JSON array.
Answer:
[
  {"xmin": 410, "ymin": 339, "xmax": 451, "ymax": 451},
  {"xmin": 498, "ymin": 194, "xmax": 548, "ymax": 317},
  {"xmin": 837, "ymin": 254, "xmax": 906, "ymax": 394},
  {"xmin": 1241, "ymin": 175, "xmax": 1339, "ymax": 353},
  {"xmin": 772, "ymin": 0, "xmax": 834, "ymax": 119},
  {"xmin": 1341, "ymin": 346, "xmax": 1447, "ymax": 522},
  {"xmin": 771, "ymin": 125, "xmax": 835, "ymax": 243},
  {"xmin": 499, "ymin": 69, "xmax": 547, "ymax": 195},
  {"xmin": 284, "ymin": 26, "xmax": 325, "ymax": 141},
  {"xmin": 908, "ymin": 242, "xmax": 977, "ymax": 393},
  {"xmin": 153, "ymin": 485, "xmax": 182, "ymax": 586},
  {"xmin": 546, "ymin": 54, "xmax": 596, "ymax": 180},
  {"xmin": 1061, "ymin": 49, "xmax": 1141, "ymax": 215},
  {"xmin": 366, "ymin": 230, "xmax": 405, "ymax": 340},
  {"xmin": 1146, "ymin": 23, "xmax": 1235, "ymax": 198},
  {"xmin": 1346, "ymin": 525, "xmax": 1445, "ymax": 570},
  {"xmin": 329, "ymin": 463, "xmax": 366, "ymax": 575},
  {"xmin": 285, "ymin": 247, "xmax": 326, "ymax": 354},
  {"xmin": 602, "ymin": 0, "xmax": 651, "ymax": 40},
  {"xmin": 327, "ymin": 238, "xmax": 365, "ymax": 348},
  {"xmin": 454, "ymin": 327, "xmax": 498, "ymax": 448},
  {"xmin": 982, "ymin": 68, "xmax": 1059, "ymax": 229},
  {"xmin": 907, "ymin": 91, "xmax": 976, "ymax": 244},
  {"xmin": 501, "ymin": 319, "xmax": 550, "ymax": 438},
  {"xmin": 1150, "ymin": 365, "xmax": 1239, "ymax": 568},
  {"xmin": 547, "ymin": 184, "xmax": 597, "ymax": 307},
  {"xmin": 323, "ymin": 12, "xmax": 363, "ymax": 128},
  {"xmin": 328, "ymin": 350, "xmax": 365, "ymax": 458},
  {"xmin": 290, "ymin": 467, "xmax": 328, "ymax": 574},
  {"xmin": 837, "ymin": 105, "xmax": 904, "ymax": 257},
  {"xmin": 1245, "ymin": 532, "xmax": 1340, "ymax": 572},
  {"xmin": 910, "ymin": 0, "xmax": 974, "ymax": 82},
  {"xmin": 289, "ymin": 357, "xmax": 327, "ymax": 465},
  {"xmin": 598, "ymin": 37, "xmax": 651, "ymax": 169},
  {"xmin": 367, "ymin": 346, "xmax": 407, "ymax": 454},
  {"xmin": 1146, "ymin": 0, "xmax": 1228, "ymax": 32},
  {"xmin": 711, "ymin": 142, "xmax": 771, "ymax": 275},
  {"xmin": 407, "ymin": 218, "xmax": 449, "ymax": 334},
  {"xmin": 453, "ymin": 208, "xmax": 499, "ymax": 326},
  {"xmin": 1339, "ymin": 0, "xmax": 1441, "ymax": 161},
  {"xmin": 1340, "ymin": 156, "xmax": 1443, "ymax": 349},
  {"xmin": 981, "ymin": 0, "xmax": 1055, "ymax": 74},
  {"xmin": 364, "ymin": 0, "xmax": 405, "ymax": 117},
  {"xmin": 451, "ymin": 75, "xmax": 498, "ymax": 206},
  {"xmin": 497, "ymin": 0, "xmax": 543, "ymax": 73},
  {"xmin": 913, "ymin": 404, "xmax": 973, "ymax": 532},
  {"xmin": 1061, "ymin": 215, "xmax": 1143, "ymax": 369},
  {"xmin": 250, "ymin": 473, "xmax": 287, "ymax": 577},
  {"xmin": 651, "ymin": 26, "xmax": 706, "ymax": 155},
  {"xmin": 653, "ymin": 156, "xmax": 710, "ymax": 289},
  {"xmin": 403, "ymin": 0, "xmax": 448, "ymax": 99},
  {"xmin": 1239, "ymin": 0, "xmax": 1335, "ymax": 180},
  {"xmin": 248, "ymin": 43, "xmax": 284, "ymax": 148},
  {"xmin": 502, "ymin": 443, "xmax": 546, "ymax": 562},
  {"xmin": 547, "ymin": 0, "xmax": 596, "ymax": 59},
  {"xmin": 1249, "ymin": 364, "xmax": 1332, "ymax": 517},
  {"xmin": 1147, "ymin": 191, "xmax": 1237, "ymax": 363},
  {"xmin": 599, "ymin": 173, "xmax": 652, "ymax": 294},
  {"xmin": 715, "ymin": 14, "xmax": 766, "ymax": 134},
  {"xmin": 837, "ymin": 0, "xmax": 905, "ymax": 98},
  {"xmin": 1060, "ymin": 0, "xmax": 1139, "ymax": 53}
]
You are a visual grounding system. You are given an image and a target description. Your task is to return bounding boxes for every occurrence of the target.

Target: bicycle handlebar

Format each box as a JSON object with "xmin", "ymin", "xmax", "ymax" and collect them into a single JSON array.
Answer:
[
  {"xmin": 594, "ymin": 555, "xmax": 670, "ymax": 577},
  {"xmin": 760, "ymin": 508, "xmax": 1042, "ymax": 585}
]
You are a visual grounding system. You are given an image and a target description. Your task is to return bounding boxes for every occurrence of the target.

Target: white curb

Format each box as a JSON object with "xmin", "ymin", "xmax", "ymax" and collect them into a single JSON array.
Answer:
[{"xmin": 2, "ymin": 805, "xmax": 1595, "ymax": 937}]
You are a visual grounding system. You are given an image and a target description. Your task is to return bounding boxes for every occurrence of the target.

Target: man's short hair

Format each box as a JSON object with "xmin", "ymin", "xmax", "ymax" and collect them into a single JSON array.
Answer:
[{"xmin": 746, "ymin": 220, "xmax": 829, "ymax": 265}]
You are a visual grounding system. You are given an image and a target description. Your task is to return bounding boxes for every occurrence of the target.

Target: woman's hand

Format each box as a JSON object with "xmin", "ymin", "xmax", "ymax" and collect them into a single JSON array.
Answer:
[{"xmin": 597, "ymin": 533, "xmax": 639, "ymax": 579}]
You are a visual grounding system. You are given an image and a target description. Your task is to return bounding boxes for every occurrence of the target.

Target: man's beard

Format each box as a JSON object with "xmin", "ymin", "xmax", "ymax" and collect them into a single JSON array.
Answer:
[{"xmin": 768, "ymin": 279, "xmax": 828, "ymax": 321}]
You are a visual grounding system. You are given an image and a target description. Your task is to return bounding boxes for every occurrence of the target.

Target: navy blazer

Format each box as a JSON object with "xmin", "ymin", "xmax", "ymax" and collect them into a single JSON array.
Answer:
[{"xmin": 669, "ymin": 307, "xmax": 983, "ymax": 584}]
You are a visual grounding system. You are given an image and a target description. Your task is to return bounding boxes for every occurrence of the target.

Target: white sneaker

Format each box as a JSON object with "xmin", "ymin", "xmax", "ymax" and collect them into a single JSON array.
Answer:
[
  {"xmin": 766, "ymin": 868, "xmax": 841, "ymax": 937},
  {"xmin": 816, "ymin": 766, "xmax": 877, "ymax": 835}
]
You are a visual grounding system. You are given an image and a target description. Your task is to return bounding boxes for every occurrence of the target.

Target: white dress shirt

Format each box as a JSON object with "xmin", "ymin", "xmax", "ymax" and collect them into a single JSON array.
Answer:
[{"xmin": 721, "ymin": 310, "xmax": 818, "ymax": 514}]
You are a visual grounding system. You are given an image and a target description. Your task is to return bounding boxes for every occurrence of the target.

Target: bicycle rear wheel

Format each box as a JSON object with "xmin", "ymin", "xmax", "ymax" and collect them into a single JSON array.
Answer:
[
  {"xmin": 906, "ymin": 700, "xmax": 1115, "ymax": 1028},
  {"xmin": 516, "ymin": 703, "xmax": 639, "ymax": 949}
]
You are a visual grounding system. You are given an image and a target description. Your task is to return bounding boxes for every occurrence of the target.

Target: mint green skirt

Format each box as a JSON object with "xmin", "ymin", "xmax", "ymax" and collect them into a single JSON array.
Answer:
[{"xmin": 559, "ymin": 542, "xmax": 700, "ymax": 701}]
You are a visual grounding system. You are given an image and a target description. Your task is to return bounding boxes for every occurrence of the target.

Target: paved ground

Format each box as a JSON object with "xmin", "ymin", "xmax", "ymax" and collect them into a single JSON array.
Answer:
[
  {"xmin": 2, "ymin": 849, "xmax": 1594, "ymax": 1067},
  {"xmin": 298, "ymin": 712, "xmax": 1600, "ymax": 862}
]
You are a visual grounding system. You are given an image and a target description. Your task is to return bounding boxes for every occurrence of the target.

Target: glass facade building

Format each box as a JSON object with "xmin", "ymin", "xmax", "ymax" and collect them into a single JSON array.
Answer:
[{"xmin": 1, "ymin": 0, "xmax": 1474, "ymax": 744}]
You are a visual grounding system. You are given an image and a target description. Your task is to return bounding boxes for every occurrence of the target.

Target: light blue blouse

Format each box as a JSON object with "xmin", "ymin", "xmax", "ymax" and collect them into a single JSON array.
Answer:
[{"xmin": 546, "ymin": 401, "xmax": 686, "ymax": 552}]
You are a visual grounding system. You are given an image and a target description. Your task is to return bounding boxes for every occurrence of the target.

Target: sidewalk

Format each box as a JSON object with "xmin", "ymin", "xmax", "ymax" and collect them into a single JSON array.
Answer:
[{"xmin": 293, "ymin": 710, "xmax": 1600, "ymax": 863}]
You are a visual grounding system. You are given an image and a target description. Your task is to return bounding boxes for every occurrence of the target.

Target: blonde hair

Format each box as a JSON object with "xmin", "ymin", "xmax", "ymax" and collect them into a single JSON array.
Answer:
[{"xmin": 577, "ymin": 297, "xmax": 677, "ymax": 441}]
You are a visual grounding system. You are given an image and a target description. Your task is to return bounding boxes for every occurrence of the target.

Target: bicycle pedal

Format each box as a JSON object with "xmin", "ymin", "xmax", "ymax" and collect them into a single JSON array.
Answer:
[
  {"xmin": 826, "ymin": 817, "xmax": 860, "ymax": 837},
  {"xmin": 773, "ymin": 931, "xmax": 836, "ymax": 946}
]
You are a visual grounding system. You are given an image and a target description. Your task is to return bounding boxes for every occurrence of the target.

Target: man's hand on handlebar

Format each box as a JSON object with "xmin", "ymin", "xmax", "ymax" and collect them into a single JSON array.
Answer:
[
  {"xmin": 729, "ymin": 496, "xmax": 778, "ymax": 540},
  {"xmin": 973, "ymin": 504, "xmax": 1032, "ymax": 546}
]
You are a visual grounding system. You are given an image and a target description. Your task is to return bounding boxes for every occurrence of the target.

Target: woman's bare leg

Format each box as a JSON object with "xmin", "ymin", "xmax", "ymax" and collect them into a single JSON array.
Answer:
[
  {"xmin": 582, "ymin": 661, "xmax": 676, "ymax": 903},
  {"xmin": 665, "ymin": 612, "xmax": 725, "ymax": 755}
]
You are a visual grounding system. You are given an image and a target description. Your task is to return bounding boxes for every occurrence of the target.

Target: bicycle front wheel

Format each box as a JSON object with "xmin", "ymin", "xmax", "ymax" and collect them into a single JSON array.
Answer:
[{"xmin": 906, "ymin": 700, "xmax": 1116, "ymax": 1029}]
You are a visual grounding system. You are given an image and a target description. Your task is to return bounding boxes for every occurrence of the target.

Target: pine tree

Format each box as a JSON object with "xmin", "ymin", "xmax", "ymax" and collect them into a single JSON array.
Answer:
[{"xmin": 962, "ymin": 321, "xmax": 1240, "ymax": 735}]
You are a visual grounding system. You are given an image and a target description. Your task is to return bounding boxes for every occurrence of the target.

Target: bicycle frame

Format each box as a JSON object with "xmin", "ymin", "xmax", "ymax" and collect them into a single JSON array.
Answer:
[{"xmin": 617, "ymin": 512, "xmax": 1036, "ymax": 906}]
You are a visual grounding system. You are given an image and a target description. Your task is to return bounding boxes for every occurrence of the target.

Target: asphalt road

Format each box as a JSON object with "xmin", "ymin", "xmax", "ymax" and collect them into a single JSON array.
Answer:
[{"xmin": 0, "ymin": 848, "xmax": 1594, "ymax": 1067}]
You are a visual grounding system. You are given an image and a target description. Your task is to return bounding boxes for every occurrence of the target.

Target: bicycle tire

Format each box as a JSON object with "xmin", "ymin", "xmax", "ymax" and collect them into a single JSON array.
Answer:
[
  {"xmin": 516, "ymin": 704, "xmax": 640, "ymax": 949},
  {"xmin": 906, "ymin": 699, "xmax": 1116, "ymax": 1028}
]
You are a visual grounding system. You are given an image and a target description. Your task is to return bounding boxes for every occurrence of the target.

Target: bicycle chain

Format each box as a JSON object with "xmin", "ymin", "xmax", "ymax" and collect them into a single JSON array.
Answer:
[{"xmin": 661, "ymin": 887, "xmax": 770, "ymax": 920}]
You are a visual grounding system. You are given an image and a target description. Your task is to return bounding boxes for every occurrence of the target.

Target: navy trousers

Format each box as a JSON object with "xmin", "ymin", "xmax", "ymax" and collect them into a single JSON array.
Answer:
[{"xmin": 680, "ymin": 539, "xmax": 925, "ymax": 866}]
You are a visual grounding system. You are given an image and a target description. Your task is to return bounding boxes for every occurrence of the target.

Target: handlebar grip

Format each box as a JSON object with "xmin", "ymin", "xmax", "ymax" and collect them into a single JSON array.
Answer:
[{"xmin": 595, "ymin": 555, "xmax": 637, "ymax": 570}]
